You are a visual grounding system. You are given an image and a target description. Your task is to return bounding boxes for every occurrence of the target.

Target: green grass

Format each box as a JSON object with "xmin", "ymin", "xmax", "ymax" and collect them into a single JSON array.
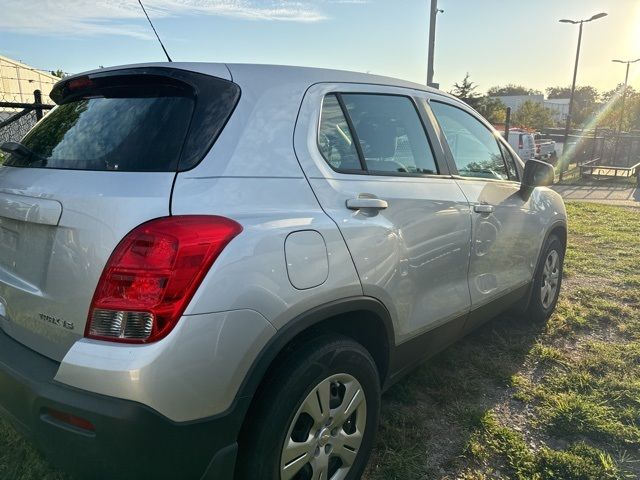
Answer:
[
  {"xmin": 464, "ymin": 412, "xmax": 624, "ymax": 480},
  {"xmin": 1, "ymin": 202, "xmax": 639, "ymax": 479},
  {"xmin": 365, "ymin": 202, "xmax": 640, "ymax": 479},
  {"xmin": 0, "ymin": 423, "xmax": 67, "ymax": 480}
]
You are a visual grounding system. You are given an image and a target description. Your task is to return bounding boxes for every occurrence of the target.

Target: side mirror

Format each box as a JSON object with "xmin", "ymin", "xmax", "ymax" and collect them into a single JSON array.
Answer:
[{"xmin": 520, "ymin": 159, "xmax": 554, "ymax": 198}]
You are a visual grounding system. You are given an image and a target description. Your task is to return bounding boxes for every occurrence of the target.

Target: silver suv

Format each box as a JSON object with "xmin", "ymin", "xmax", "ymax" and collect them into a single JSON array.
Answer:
[{"xmin": 0, "ymin": 63, "xmax": 566, "ymax": 480}]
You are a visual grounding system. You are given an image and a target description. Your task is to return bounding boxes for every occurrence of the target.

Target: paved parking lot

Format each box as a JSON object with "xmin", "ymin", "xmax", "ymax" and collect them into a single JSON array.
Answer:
[{"xmin": 553, "ymin": 184, "xmax": 639, "ymax": 207}]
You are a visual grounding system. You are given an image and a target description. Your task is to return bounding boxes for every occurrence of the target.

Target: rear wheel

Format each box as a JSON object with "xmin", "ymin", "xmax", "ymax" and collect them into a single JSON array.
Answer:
[
  {"xmin": 237, "ymin": 335, "xmax": 381, "ymax": 480},
  {"xmin": 527, "ymin": 234, "xmax": 564, "ymax": 322}
]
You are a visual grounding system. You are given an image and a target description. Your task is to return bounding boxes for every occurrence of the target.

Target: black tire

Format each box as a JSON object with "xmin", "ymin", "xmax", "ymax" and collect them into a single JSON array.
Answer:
[
  {"xmin": 527, "ymin": 234, "xmax": 564, "ymax": 322},
  {"xmin": 237, "ymin": 335, "xmax": 381, "ymax": 480}
]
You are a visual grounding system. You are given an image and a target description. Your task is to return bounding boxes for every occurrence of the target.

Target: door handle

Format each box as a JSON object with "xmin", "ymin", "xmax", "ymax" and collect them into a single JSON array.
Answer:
[
  {"xmin": 346, "ymin": 197, "xmax": 388, "ymax": 210},
  {"xmin": 473, "ymin": 204, "xmax": 495, "ymax": 214}
]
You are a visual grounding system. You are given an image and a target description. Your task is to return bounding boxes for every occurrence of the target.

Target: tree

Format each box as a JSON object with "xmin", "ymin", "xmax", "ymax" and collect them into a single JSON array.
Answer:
[
  {"xmin": 475, "ymin": 96, "xmax": 507, "ymax": 123},
  {"xmin": 487, "ymin": 84, "xmax": 541, "ymax": 97},
  {"xmin": 50, "ymin": 69, "xmax": 66, "ymax": 78},
  {"xmin": 450, "ymin": 73, "xmax": 481, "ymax": 109},
  {"xmin": 546, "ymin": 86, "xmax": 599, "ymax": 126},
  {"xmin": 597, "ymin": 84, "xmax": 640, "ymax": 131},
  {"xmin": 512, "ymin": 100, "xmax": 556, "ymax": 130}
]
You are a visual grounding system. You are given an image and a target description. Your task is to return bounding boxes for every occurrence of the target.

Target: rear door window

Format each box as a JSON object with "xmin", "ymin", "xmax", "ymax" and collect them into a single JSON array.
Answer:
[
  {"xmin": 318, "ymin": 94, "xmax": 362, "ymax": 171},
  {"xmin": 317, "ymin": 93, "xmax": 438, "ymax": 175},
  {"xmin": 342, "ymin": 94, "xmax": 438, "ymax": 175},
  {"xmin": 3, "ymin": 71, "xmax": 240, "ymax": 172}
]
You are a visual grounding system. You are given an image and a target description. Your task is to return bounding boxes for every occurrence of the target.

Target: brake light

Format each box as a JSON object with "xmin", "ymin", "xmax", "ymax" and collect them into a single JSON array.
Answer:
[
  {"xmin": 67, "ymin": 76, "xmax": 94, "ymax": 91},
  {"xmin": 86, "ymin": 216, "xmax": 242, "ymax": 344}
]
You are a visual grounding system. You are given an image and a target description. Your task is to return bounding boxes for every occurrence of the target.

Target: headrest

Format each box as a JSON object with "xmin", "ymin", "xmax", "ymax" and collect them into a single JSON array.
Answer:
[{"xmin": 355, "ymin": 115, "xmax": 397, "ymax": 158}]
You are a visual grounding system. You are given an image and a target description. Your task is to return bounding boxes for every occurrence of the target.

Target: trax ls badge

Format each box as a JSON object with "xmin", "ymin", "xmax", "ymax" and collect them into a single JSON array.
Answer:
[{"xmin": 39, "ymin": 313, "xmax": 75, "ymax": 330}]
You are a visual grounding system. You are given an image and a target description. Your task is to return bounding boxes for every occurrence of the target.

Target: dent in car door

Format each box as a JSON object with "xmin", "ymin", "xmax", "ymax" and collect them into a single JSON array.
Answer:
[{"xmin": 294, "ymin": 84, "xmax": 472, "ymax": 344}]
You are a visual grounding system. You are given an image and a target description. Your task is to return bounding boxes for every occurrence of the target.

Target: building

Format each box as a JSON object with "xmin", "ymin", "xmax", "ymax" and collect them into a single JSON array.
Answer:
[
  {"xmin": 491, "ymin": 94, "xmax": 545, "ymax": 113},
  {"xmin": 489, "ymin": 94, "xmax": 570, "ymax": 124},
  {"xmin": 543, "ymin": 98, "xmax": 570, "ymax": 123},
  {"xmin": 0, "ymin": 54, "xmax": 59, "ymax": 142},
  {"xmin": 0, "ymin": 54, "xmax": 59, "ymax": 104}
]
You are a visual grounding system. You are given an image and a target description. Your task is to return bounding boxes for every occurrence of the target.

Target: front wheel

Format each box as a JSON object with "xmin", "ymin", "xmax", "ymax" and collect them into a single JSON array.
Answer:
[
  {"xmin": 237, "ymin": 335, "xmax": 381, "ymax": 480},
  {"xmin": 527, "ymin": 234, "xmax": 564, "ymax": 322}
]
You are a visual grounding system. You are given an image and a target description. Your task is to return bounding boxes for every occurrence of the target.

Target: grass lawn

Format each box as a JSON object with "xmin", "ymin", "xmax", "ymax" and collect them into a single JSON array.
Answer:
[{"xmin": 1, "ymin": 202, "xmax": 639, "ymax": 479}]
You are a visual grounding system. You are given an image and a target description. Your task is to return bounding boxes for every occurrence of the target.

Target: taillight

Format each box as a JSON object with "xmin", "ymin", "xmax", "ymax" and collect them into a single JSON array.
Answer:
[{"xmin": 86, "ymin": 216, "xmax": 242, "ymax": 344}]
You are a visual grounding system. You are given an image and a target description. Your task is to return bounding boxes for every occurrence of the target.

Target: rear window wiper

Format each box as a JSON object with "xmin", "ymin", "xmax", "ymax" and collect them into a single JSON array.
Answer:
[
  {"xmin": 1, "ymin": 141, "xmax": 36, "ymax": 158},
  {"xmin": 0, "ymin": 141, "xmax": 47, "ymax": 166}
]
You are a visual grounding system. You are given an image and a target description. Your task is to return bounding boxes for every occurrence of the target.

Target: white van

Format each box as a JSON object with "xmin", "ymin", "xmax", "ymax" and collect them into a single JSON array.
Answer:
[{"xmin": 507, "ymin": 128, "xmax": 536, "ymax": 161}]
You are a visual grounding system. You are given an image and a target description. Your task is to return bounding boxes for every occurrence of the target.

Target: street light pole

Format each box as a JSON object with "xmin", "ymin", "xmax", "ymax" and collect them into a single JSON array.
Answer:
[
  {"xmin": 558, "ymin": 12, "xmax": 607, "ymax": 181},
  {"xmin": 426, "ymin": 0, "xmax": 443, "ymax": 88},
  {"xmin": 612, "ymin": 58, "xmax": 639, "ymax": 163},
  {"xmin": 562, "ymin": 20, "xmax": 583, "ymax": 169},
  {"xmin": 612, "ymin": 59, "xmax": 640, "ymax": 133}
]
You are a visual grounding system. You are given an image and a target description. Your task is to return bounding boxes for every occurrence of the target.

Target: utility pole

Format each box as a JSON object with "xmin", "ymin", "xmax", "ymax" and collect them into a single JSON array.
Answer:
[
  {"xmin": 427, "ymin": 0, "xmax": 443, "ymax": 88},
  {"xmin": 558, "ymin": 12, "xmax": 607, "ymax": 181}
]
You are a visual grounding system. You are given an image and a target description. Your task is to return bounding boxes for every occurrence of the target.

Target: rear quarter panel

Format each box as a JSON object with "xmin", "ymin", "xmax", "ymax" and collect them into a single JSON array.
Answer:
[{"xmin": 171, "ymin": 66, "xmax": 363, "ymax": 326}]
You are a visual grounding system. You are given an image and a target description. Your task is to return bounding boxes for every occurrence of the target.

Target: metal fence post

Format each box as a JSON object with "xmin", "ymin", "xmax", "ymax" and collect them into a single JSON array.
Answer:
[
  {"xmin": 588, "ymin": 127, "xmax": 597, "ymax": 167},
  {"xmin": 504, "ymin": 107, "xmax": 511, "ymax": 142},
  {"xmin": 33, "ymin": 90, "xmax": 43, "ymax": 121}
]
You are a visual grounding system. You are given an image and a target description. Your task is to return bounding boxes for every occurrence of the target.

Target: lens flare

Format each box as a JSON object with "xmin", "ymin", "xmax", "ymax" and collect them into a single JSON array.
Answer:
[{"xmin": 557, "ymin": 91, "xmax": 625, "ymax": 172}]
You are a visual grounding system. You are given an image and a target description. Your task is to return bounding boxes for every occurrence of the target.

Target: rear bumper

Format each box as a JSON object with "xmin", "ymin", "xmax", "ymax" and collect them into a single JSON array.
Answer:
[{"xmin": 0, "ymin": 328, "xmax": 240, "ymax": 480}]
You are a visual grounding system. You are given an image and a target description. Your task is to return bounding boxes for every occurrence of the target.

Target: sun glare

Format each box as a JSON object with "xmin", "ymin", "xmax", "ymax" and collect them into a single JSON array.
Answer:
[{"xmin": 634, "ymin": 7, "xmax": 640, "ymax": 51}]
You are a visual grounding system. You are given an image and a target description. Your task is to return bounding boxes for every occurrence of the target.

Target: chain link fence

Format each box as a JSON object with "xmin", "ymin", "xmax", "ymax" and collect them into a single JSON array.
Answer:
[{"xmin": 0, "ymin": 89, "xmax": 55, "ymax": 146}]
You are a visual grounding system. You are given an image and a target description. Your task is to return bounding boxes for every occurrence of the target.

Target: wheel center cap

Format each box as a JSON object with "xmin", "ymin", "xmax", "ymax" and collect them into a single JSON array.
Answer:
[{"xmin": 318, "ymin": 427, "xmax": 331, "ymax": 447}]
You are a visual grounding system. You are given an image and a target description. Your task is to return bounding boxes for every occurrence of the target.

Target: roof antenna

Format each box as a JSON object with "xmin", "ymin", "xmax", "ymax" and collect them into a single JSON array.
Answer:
[{"xmin": 137, "ymin": 0, "xmax": 172, "ymax": 62}]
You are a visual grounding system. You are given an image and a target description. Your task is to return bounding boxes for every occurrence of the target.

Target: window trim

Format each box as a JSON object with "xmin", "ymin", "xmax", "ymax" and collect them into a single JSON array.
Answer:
[
  {"xmin": 317, "ymin": 91, "xmax": 443, "ymax": 178},
  {"xmin": 335, "ymin": 94, "xmax": 368, "ymax": 171},
  {"xmin": 427, "ymin": 98, "xmax": 519, "ymax": 184}
]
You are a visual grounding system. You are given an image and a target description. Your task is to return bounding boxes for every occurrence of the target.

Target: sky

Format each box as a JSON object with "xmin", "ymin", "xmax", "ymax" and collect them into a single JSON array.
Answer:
[{"xmin": 1, "ymin": 0, "xmax": 639, "ymax": 96}]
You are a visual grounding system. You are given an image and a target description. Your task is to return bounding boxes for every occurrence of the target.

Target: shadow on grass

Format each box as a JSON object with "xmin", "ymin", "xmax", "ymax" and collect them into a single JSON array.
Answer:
[
  {"xmin": 365, "ymin": 311, "xmax": 545, "ymax": 479},
  {"xmin": 0, "ymin": 418, "xmax": 68, "ymax": 480}
]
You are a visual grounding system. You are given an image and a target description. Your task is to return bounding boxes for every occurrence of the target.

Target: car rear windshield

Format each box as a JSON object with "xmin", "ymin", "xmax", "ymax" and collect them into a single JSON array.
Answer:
[{"xmin": 4, "ymin": 70, "xmax": 240, "ymax": 172}]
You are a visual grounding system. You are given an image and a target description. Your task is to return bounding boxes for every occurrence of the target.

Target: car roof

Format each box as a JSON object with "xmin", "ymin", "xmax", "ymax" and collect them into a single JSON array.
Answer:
[{"xmin": 59, "ymin": 61, "xmax": 459, "ymax": 102}]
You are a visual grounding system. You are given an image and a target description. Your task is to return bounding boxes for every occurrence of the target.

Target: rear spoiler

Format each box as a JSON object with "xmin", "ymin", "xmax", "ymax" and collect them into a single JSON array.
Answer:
[{"xmin": 50, "ymin": 67, "xmax": 196, "ymax": 105}]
